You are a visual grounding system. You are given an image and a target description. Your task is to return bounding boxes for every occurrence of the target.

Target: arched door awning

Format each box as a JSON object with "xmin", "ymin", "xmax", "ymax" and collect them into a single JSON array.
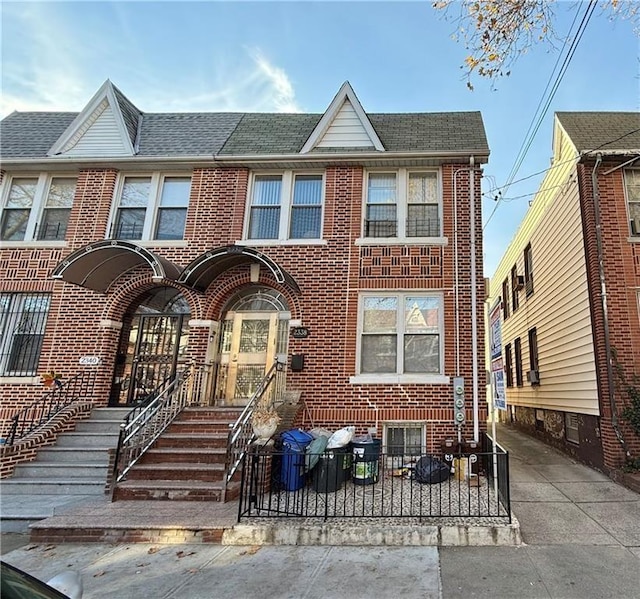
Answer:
[
  {"xmin": 178, "ymin": 245, "xmax": 301, "ymax": 294},
  {"xmin": 51, "ymin": 240, "xmax": 182, "ymax": 293}
]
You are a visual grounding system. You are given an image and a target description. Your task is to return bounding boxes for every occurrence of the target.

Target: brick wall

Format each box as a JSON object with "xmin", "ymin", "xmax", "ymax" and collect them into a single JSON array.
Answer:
[{"xmin": 1, "ymin": 162, "xmax": 487, "ymax": 454}]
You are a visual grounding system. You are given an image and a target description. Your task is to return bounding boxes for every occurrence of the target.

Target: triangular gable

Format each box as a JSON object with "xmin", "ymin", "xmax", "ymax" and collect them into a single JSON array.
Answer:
[
  {"xmin": 300, "ymin": 81, "xmax": 385, "ymax": 153},
  {"xmin": 48, "ymin": 80, "xmax": 140, "ymax": 157}
]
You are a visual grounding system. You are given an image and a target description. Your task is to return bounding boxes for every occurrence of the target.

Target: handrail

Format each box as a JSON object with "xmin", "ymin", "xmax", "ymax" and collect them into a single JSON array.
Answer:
[
  {"xmin": 225, "ymin": 359, "xmax": 285, "ymax": 483},
  {"xmin": 112, "ymin": 363, "xmax": 202, "ymax": 485},
  {"xmin": 6, "ymin": 370, "xmax": 97, "ymax": 445}
]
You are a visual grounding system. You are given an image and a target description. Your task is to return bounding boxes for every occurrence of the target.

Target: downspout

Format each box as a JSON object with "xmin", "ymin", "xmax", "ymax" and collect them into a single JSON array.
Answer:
[
  {"xmin": 591, "ymin": 153, "xmax": 628, "ymax": 455},
  {"xmin": 469, "ymin": 156, "xmax": 480, "ymax": 442}
]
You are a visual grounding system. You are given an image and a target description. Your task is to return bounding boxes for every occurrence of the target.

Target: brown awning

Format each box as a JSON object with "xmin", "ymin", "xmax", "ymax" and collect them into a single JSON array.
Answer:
[
  {"xmin": 51, "ymin": 240, "xmax": 182, "ymax": 293},
  {"xmin": 178, "ymin": 245, "xmax": 301, "ymax": 293}
]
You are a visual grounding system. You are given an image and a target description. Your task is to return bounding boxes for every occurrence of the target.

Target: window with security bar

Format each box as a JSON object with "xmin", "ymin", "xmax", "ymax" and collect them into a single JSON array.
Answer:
[
  {"xmin": 624, "ymin": 169, "xmax": 640, "ymax": 236},
  {"xmin": 0, "ymin": 293, "xmax": 51, "ymax": 376},
  {"xmin": 364, "ymin": 169, "xmax": 441, "ymax": 240},
  {"xmin": 0, "ymin": 175, "xmax": 76, "ymax": 242}
]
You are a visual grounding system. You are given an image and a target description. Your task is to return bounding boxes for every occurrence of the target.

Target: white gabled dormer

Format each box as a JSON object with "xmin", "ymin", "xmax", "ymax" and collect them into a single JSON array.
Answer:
[
  {"xmin": 300, "ymin": 81, "xmax": 385, "ymax": 153},
  {"xmin": 48, "ymin": 80, "xmax": 141, "ymax": 157}
]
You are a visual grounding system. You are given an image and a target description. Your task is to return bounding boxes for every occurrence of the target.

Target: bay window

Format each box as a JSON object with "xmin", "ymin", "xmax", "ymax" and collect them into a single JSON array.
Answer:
[{"xmin": 364, "ymin": 169, "xmax": 441, "ymax": 240}]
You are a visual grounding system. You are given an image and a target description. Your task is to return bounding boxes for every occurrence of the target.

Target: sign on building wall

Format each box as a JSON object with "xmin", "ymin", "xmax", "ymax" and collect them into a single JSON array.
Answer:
[{"xmin": 489, "ymin": 300, "xmax": 506, "ymax": 411}]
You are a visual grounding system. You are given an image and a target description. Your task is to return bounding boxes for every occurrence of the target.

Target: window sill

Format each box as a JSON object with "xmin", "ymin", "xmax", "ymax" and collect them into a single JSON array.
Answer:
[
  {"xmin": 237, "ymin": 239, "xmax": 328, "ymax": 247},
  {"xmin": 628, "ymin": 236, "xmax": 640, "ymax": 243},
  {"xmin": 355, "ymin": 237, "xmax": 448, "ymax": 246},
  {"xmin": 0, "ymin": 376, "xmax": 40, "ymax": 385},
  {"xmin": 135, "ymin": 240, "xmax": 189, "ymax": 249},
  {"xmin": 0, "ymin": 240, "xmax": 67, "ymax": 249},
  {"xmin": 350, "ymin": 374, "xmax": 450, "ymax": 385}
]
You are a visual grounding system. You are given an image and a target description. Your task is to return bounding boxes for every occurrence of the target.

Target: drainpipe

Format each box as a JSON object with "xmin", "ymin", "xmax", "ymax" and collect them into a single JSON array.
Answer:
[
  {"xmin": 469, "ymin": 156, "xmax": 480, "ymax": 443},
  {"xmin": 591, "ymin": 153, "xmax": 628, "ymax": 456}
]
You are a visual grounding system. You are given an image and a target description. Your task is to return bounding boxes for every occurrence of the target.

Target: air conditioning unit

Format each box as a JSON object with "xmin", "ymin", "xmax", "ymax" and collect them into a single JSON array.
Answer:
[
  {"xmin": 515, "ymin": 275, "xmax": 525, "ymax": 290},
  {"xmin": 631, "ymin": 218, "xmax": 640, "ymax": 236},
  {"xmin": 527, "ymin": 369, "xmax": 540, "ymax": 385}
]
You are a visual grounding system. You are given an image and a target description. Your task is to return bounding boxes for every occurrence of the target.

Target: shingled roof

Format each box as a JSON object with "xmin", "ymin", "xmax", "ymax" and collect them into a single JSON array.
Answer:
[
  {"xmin": 1, "ymin": 82, "xmax": 489, "ymax": 159},
  {"xmin": 556, "ymin": 112, "xmax": 640, "ymax": 154}
]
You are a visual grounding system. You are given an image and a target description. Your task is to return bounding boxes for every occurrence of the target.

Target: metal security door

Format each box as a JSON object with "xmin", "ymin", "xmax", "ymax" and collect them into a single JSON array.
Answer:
[{"xmin": 123, "ymin": 314, "xmax": 186, "ymax": 404}]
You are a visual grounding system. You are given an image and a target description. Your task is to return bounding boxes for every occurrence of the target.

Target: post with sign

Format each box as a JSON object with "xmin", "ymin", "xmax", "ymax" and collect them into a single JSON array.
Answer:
[{"xmin": 489, "ymin": 299, "xmax": 506, "ymax": 497}]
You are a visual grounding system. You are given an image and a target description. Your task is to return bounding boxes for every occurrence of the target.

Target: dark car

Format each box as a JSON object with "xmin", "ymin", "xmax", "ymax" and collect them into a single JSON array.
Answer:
[{"xmin": 1, "ymin": 560, "xmax": 82, "ymax": 599}]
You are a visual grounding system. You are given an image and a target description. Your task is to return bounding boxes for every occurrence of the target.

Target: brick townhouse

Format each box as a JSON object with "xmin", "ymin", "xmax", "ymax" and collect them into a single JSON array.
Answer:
[{"xmin": 0, "ymin": 80, "xmax": 489, "ymax": 460}]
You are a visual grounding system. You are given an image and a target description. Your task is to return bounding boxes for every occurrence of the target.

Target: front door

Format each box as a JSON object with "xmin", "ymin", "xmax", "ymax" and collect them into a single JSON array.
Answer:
[{"xmin": 217, "ymin": 311, "xmax": 281, "ymax": 406}]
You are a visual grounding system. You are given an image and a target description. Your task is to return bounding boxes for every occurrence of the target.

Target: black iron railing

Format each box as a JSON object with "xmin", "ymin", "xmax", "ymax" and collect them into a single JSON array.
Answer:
[
  {"xmin": 226, "ymin": 359, "xmax": 285, "ymax": 484},
  {"xmin": 238, "ymin": 443, "xmax": 511, "ymax": 523},
  {"xmin": 112, "ymin": 364, "xmax": 201, "ymax": 485},
  {"xmin": 5, "ymin": 370, "xmax": 97, "ymax": 445}
]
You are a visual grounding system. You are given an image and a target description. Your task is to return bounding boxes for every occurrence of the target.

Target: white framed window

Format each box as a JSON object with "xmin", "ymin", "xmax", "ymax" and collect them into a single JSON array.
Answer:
[
  {"xmin": 0, "ymin": 175, "xmax": 76, "ymax": 242},
  {"xmin": 624, "ymin": 169, "xmax": 640, "ymax": 236},
  {"xmin": 246, "ymin": 171, "xmax": 324, "ymax": 241},
  {"xmin": 110, "ymin": 174, "xmax": 190, "ymax": 241},
  {"xmin": 0, "ymin": 293, "xmax": 50, "ymax": 377},
  {"xmin": 353, "ymin": 292, "xmax": 445, "ymax": 383},
  {"xmin": 362, "ymin": 169, "xmax": 442, "ymax": 242}
]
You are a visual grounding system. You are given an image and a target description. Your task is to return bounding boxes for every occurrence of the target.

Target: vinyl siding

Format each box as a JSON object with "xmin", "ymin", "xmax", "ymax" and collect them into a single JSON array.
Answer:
[
  {"xmin": 316, "ymin": 100, "xmax": 373, "ymax": 148},
  {"xmin": 60, "ymin": 104, "xmax": 131, "ymax": 157},
  {"xmin": 489, "ymin": 122, "xmax": 599, "ymax": 415}
]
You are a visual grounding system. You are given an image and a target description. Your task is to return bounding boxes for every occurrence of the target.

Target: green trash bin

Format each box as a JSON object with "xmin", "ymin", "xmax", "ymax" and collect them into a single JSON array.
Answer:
[{"xmin": 352, "ymin": 439, "xmax": 381, "ymax": 485}]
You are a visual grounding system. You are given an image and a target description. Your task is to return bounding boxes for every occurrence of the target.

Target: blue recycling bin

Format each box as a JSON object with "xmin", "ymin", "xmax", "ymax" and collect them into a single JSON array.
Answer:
[{"xmin": 280, "ymin": 429, "xmax": 314, "ymax": 491}]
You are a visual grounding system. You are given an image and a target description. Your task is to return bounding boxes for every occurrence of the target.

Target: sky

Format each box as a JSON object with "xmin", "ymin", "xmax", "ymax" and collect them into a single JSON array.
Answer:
[{"xmin": 1, "ymin": 0, "xmax": 639, "ymax": 277}]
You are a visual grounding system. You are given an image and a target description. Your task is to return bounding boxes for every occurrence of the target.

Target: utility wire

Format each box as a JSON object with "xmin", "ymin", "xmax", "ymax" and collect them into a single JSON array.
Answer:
[{"xmin": 484, "ymin": 0, "xmax": 597, "ymax": 230}]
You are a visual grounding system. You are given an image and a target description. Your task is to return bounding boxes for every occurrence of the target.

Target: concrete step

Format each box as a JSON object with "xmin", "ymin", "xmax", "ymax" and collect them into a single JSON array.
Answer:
[
  {"xmin": 54, "ymin": 432, "xmax": 120, "ymax": 448},
  {"xmin": 74, "ymin": 420, "xmax": 123, "ymax": 433},
  {"xmin": 125, "ymin": 462, "xmax": 225, "ymax": 482},
  {"xmin": 36, "ymin": 447, "xmax": 110, "ymax": 464},
  {"xmin": 0, "ymin": 479, "xmax": 107, "ymax": 495},
  {"xmin": 114, "ymin": 479, "xmax": 227, "ymax": 501},
  {"xmin": 142, "ymin": 447, "xmax": 227, "ymax": 464},
  {"xmin": 89, "ymin": 408, "xmax": 131, "ymax": 420},
  {"xmin": 12, "ymin": 463, "xmax": 110, "ymax": 479}
]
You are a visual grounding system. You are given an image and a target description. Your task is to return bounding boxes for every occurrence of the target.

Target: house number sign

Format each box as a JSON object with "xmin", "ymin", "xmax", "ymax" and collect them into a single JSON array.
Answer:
[
  {"xmin": 291, "ymin": 327, "xmax": 310, "ymax": 339},
  {"xmin": 79, "ymin": 356, "xmax": 102, "ymax": 365}
]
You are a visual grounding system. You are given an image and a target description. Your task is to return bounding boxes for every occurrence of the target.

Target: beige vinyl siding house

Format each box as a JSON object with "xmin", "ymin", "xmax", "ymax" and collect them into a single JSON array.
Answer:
[{"xmin": 488, "ymin": 111, "xmax": 640, "ymax": 474}]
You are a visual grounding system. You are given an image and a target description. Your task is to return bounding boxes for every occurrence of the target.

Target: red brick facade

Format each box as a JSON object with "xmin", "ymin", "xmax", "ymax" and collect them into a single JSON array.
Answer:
[{"xmin": 0, "ymin": 159, "xmax": 486, "ymax": 453}]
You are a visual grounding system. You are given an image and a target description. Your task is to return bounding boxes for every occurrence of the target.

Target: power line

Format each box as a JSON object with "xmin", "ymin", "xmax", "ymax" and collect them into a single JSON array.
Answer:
[{"xmin": 484, "ymin": 0, "xmax": 597, "ymax": 230}]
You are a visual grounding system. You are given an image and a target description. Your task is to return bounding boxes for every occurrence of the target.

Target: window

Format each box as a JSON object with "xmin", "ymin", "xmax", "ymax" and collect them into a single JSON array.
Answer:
[
  {"xmin": 511, "ymin": 265, "xmax": 520, "ymax": 312},
  {"xmin": 504, "ymin": 343, "xmax": 513, "ymax": 387},
  {"xmin": 624, "ymin": 169, "xmax": 640, "ymax": 236},
  {"xmin": 0, "ymin": 175, "xmax": 76, "ymax": 242},
  {"xmin": 524, "ymin": 243, "xmax": 534, "ymax": 296},
  {"xmin": 565, "ymin": 413, "xmax": 579, "ymax": 444},
  {"xmin": 502, "ymin": 278, "xmax": 510, "ymax": 319},
  {"xmin": 514, "ymin": 337, "xmax": 523, "ymax": 387},
  {"xmin": 364, "ymin": 169, "xmax": 441, "ymax": 240},
  {"xmin": 111, "ymin": 175, "xmax": 190, "ymax": 241},
  {"xmin": 0, "ymin": 293, "xmax": 50, "ymax": 376},
  {"xmin": 528, "ymin": 327, "xmax": 539, "ymax": 385},
  {"xmin": 247, "ymin": 172, "xmax": 323, "ymax": 241},
  {"xmin": 384, "ymin": 422, "xmax": 425, "ymax": 465},
  {"xmin": 358, "ymin": 293, "xmax": 443, "ymax": 377}
]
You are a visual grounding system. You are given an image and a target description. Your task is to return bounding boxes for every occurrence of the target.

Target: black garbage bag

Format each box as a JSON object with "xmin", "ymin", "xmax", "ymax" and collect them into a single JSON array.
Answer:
[{"xmin": 413, "ymin": 455, "xmax": 451, "ymax": 484}]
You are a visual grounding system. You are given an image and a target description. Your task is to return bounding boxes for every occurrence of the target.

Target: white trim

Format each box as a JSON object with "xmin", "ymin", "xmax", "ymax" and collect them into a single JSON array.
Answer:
[
  {"xmin": 300, "ymin": 82, "xmax": 385, "ymax": 154},
  {"xmin": 0, "ymin": 376, "xmax": 40, "ymax": 385},
  {"xmin": 99, "ymin": 319, "xmax": 123, "ymax": 330},
  {"xmin": 350, "ymin": 374, "xmax": 450, "ymax": 385},
  {"xmin": 48, "ymin": 80, "xmax": 136, "ymax": 157}
]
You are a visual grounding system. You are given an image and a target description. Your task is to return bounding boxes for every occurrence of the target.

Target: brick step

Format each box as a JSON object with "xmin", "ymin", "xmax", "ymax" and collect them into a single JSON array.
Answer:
[
  {"xmin": 178, "ymin": 408, "xmax": 242, "ymax": 421},
  {"xmin": 154, "ymin": 434, "xmax": 229, "ymax": 449},
  {"xmin": 125, "ymin": 462, "xmax": 225, "ymax": 482},
  {"xmin": 142, "ymin": 448, "xmax": 227, "ymax": 464},
  {"xmin": 168, "ymin": 420, "xmax": 234, "ymax": 430},
  {"xmin": 114, "ymin": 480, "xmax": 228, "ymax": 501}
]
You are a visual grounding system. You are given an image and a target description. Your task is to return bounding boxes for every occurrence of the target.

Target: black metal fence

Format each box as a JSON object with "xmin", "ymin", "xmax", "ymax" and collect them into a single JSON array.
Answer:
[{"xmin": 238, "ymin": 435, "xmax": 511, "ymax": 523}]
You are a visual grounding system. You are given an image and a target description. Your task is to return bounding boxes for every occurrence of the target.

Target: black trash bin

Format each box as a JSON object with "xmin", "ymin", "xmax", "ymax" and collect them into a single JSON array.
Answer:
[
  {"xmin": 352, "ymin": 439, "xmax": 381, "ymax": 485},
  {"xmin": 312, "ymin": 449, "xmax": 343, "ymax": 493}
]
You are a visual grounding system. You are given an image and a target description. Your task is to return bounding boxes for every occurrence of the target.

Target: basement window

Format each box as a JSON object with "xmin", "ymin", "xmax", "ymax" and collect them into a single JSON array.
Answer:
[{"xmin": 565, "ymin": 413, "xmax": 580, "ymax": 445}]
